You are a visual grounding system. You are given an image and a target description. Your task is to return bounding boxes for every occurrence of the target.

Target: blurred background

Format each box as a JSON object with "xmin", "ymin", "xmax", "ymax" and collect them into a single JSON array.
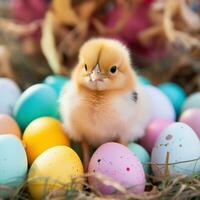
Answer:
[{"xmin": 0, "ymin": 0, "xmax": 199, "ymax": 93}]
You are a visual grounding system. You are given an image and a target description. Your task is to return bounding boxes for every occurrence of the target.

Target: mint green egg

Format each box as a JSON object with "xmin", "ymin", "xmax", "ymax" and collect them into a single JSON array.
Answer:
[
  {"xmin": 0, "ymin": 135, "xmax": 27, "ymax": 198},
  {"xmin": 182, "ymin": 92, "xmax": 200, "ymax": 112},
  {"xmin": 43, "ymin": 75, "xmax": 70, "ymax": 96},
  {"xmin": 128, "ymin": 143, "xmax": 150, "ymax": 173},
  {"xmin": 158, "ymin": 82, "xmax": 186, "ymax": 115},
  {"xmin": 14, "ymin": 84, "xmax": 58, "ymax": 130}
]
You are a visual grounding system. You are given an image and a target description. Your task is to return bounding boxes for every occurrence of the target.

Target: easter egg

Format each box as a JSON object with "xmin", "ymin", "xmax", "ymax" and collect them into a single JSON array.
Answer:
[
  {"xmin": 0, "ymin": 78, "xmax": 21, "ymax": 115},
  {"xmin": 144, "ymin": 85, "xmax": 176, "ymax": 121},
  {"xmin": 23, "ymin": 117, "xmax": 70, "ymax": 164},
  {"xmin": 151, "ymin": 122, "xmax": 200, "ymax": 176},
  {"xmin": 140, "ymin": 119, "xmax": 173, "ymax": 153},
  {"xmin": 43, "ymin": 75, "xmax": 70, "ymax": 96},
  {"xmin": 88, "ymin": 142, "xmax": 145, "ymax": 194},
  {"xmin": 158, "ymin": 82, "xmax": 186, "ymax": 114},
  {"xmin": 14, "ymin": 84, "xmax": 58, "ymax": 130},
  {"xmin": 28, "ymin": 146, "xmax": 83, "ymax": 199},
  {"xmin": 138, "ymin": 76, "xmax": 151, "ymax": 85},
  {"xmin": 128, "ymin": 143, "xmax": 150, "ymax": 173},
  {"xmin": 181, "ymin": 92, "xmax": 200, "ymax": 112},
  {"xmin": 0, "ymin": 135, "xmax": 27, "ymax": 198},
  {"xmin": 0, "ymin": 114, "xmax": 21, "ymax": 138},
  {"xmin": 179, "ymin": 109, "xmax": 200, "ymax": 139}
]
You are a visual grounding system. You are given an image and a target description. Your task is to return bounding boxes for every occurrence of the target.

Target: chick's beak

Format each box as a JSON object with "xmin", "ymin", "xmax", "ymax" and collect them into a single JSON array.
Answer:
[{"xmin": 90, "ymin": 64, "xmax": 103, "ymax": 82}]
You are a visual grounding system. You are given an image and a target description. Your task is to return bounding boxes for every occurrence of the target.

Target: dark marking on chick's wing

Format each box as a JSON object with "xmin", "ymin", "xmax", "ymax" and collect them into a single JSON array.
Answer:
[{"xmin": 131, "ymin": 92, "xmax": 138, "ymax": 102}]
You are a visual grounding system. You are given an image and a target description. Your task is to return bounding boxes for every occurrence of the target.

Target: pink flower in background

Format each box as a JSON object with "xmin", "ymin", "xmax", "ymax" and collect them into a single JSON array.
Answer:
[
  {"xmin": 10, "ymin": 0, "xmax": 50, "ymax": 23},
  {"xmin": 104, "ymin": 1, "xmax": 167, "ymax": 60},
  {"xmin": 10, "ymin": 0, "xmax": 51, "ymax": 43}
]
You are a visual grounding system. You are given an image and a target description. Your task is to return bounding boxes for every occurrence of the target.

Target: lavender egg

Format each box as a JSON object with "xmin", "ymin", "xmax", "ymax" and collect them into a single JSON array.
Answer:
[
  {"xmin": 88, "ymin": 142, "xmax": 146, "ymax": 194},
  {"xmin": 144, "ymin": 85, "xmax": 176, "ymax": 121}
]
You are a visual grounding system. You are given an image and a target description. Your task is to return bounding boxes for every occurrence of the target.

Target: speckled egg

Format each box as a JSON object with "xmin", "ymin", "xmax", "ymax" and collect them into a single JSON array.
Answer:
[
  {"xmin": 0, "ymin": 78, "xmax": 21, "ymax": 115},
  {"xmin": 88, "ymin": 142, "xmax": 146, "ymax": 194},
  {"xmin": 43, "ymin": 75, "xmax": 70, "ymax": 96},
  {"xmin": 179, "ymin": 109, "xmax": 200, "ymax": 139},
  {"xmin": 144, "ymin": 85, "xmax": 176, "ymax": 121},
  {"xmin": 151, "ymin": 122, "xmax": 200, "ymax": 176},
  {"xmin": 0, "ymin": 114, "xmax": 21, "ymax": 138},
  {"xmin": 181, "ymin": 92, "xmax": 200, "ymax": 112},
  {"xmin": 0, "ymin": 135, "xmax": 28, "ymax": 198},
  {"xmin": 28, "ymin": 146, "xmax": 83, "ymax": 200},
  {"xmin": 128, "ymin": 143, "xmax": 150, "ymax": 173},
  {"xmin": 23, "ymin": 117, "xmax": 70, "ymax": 164},
  {"xmin": 14, "ymin": 84, "xmax": 58, "ymax": 130},
  {"xmin": 140, "ymin": 119, "xmax": 173, "ymax": 153},
  {"xmin": 158, "ymin": 82, "xmax": 186, "ymax": 114}
]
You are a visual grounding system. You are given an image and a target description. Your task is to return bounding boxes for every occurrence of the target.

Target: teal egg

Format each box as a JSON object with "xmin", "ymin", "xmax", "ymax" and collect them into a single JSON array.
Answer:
[
  {"xmin": 43, "ymin": 75, "xmax": 70, "ymax": 96},
  {"xmin": 128, "ymin": 143, "xmax": 150, "ymax": 173},
  {"xmin": 182, "ymin": 92, "xmax": 200, "ymax": 112},
  {"xmin": 138, "ymin": 76, "xmax": 151, "ymax": 85},
  {"xmin": 0, "ymin": 135, "xmax": 27, "ymax": 198},
  {"xmin": 14, "ymin": 84, "xmax": 58, "ymax": 130},
  {"xmin": 158, "ymin": 82, "xmax": 186, "ymax": 114}
]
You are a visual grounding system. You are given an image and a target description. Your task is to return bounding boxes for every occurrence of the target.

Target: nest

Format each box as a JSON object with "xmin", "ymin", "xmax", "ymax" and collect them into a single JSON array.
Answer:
[
  {"xmin": 0, "ymin": 171, "xmax": 200, "ymax": 200},
  {"xmin": 167, "ymin": 61, "xmax": 200, "ymax": 95}
]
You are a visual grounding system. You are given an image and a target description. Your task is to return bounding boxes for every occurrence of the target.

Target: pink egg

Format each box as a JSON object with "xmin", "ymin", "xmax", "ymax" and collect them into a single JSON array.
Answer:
[
  {"xmin": 140, "ymin": 119, "xmax": 173, "ymax": 153},
  {"xmin": 0, "ymin": 114, "xmax": 21, "ymax": 138},
  {"xmin": 144, "ymin": 85, "xmax": 176, "ymax": 121},
  {"xmin": 88, "ymin": 142, "xmax": 145, "ymax": 194},
  {"xmin": 179, "ymin": 109, "xmax": 200, "ymax": 139}
]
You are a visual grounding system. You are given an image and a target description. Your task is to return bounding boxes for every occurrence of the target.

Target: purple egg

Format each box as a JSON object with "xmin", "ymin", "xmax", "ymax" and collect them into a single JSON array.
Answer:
[
  {"xmin": 88, "ymin": 142, "xmax": 145, "ymax": 194},
  {"xmin": 179, "ymin": 109, "xmax": 200, "ymax": 139}
]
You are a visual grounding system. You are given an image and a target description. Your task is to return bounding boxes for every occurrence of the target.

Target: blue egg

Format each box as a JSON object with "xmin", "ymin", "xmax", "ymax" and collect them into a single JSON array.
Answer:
[
  {"xmin": 0, "ymin": 135, "xmax": 27, "ymax": 198},
  {"xmin": 138, "ymin": 76, "xmax": 151, "ymax": 85},
  {"xmin": 43, "ymin": 75, "xmax": 70, "ymax": 96},
  {"xmin": 128, "ymin": 143, "xmax": 150, "ymax": 173},
  {"xmin": 14, "ymin": 84, "xmax": 58, "ymax": 130},
  {"xmin": 181, "ymin": 92, "xmax": 200, "ymax": 112},
  {"xmin": 158, "ymin": 82, "xmax": 186, "ymax": 114}
]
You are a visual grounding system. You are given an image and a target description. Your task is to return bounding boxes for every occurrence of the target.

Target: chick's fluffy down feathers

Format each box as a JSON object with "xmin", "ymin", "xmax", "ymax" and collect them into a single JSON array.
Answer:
[
  {"xmin": 60, "ymin": 82, "xmax": 150, "ymax": 146},
  {"xmin": 59, "ymin": 38, "xmax": 150, "ymax": 146}
]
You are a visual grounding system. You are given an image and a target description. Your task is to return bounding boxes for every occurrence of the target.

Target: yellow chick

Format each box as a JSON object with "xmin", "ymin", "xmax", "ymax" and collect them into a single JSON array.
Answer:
[{"xmin": 59, "ymin": 38, "xmax": 150, "ymax": 167}]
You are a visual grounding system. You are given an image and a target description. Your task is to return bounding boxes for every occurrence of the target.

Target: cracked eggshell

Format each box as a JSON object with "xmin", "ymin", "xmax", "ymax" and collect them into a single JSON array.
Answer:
[
  {"xmin": 88, "ymin": 142, "xmax": 146, "ymax": 195},
  {"xmin": 151, "ymin": 122, "xmax": 200, "ymax": 176}
]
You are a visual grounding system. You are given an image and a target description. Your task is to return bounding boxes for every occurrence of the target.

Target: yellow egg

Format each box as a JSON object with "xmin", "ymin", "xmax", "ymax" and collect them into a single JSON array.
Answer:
[
  {"xmin": 23, "ymin": 117, "xmax": 70, "ymax": 164},
  {"xmin": 0, "ymin": 114, "xmax": 21, "ymax": 138},
  {"xmin": 28, "ymin": 146, "xmax": 84, "ymax": 199}
]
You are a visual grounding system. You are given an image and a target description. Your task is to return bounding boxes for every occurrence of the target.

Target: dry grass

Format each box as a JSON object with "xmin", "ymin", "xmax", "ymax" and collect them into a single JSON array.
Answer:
[{"xmin": 1, "ymin": 171, "xmax": 200, "ymax": 200}]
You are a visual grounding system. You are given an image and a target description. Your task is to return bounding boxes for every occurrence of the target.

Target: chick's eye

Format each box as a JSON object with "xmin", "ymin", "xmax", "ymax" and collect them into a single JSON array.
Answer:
[
  {"xmin": 84, "ymin": 64, "xmax": 87, "ymax": 71},
  {"xmin": 110, "ymin": 66, "xmax": 117, "ymax": 74}
]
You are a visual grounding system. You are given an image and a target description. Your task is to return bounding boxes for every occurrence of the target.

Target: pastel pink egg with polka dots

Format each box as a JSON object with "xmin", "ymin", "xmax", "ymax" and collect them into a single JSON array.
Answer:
[{"xmin": 88, "ymin": 142, "xmax": 146, "ymax": 194}]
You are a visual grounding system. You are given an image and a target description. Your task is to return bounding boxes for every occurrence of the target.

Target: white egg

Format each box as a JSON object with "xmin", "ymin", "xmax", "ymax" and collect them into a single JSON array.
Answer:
[
  {"xmin": 0, "ymin": 78, "xmax": 21, "ymax": 115},
  {"xmin": 151, "ymin": 122, "xmax": 200, "ymax": 176},
  {"xmin": 144, "ymin": 85, "xmax": 176, "ymax": 121}
]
